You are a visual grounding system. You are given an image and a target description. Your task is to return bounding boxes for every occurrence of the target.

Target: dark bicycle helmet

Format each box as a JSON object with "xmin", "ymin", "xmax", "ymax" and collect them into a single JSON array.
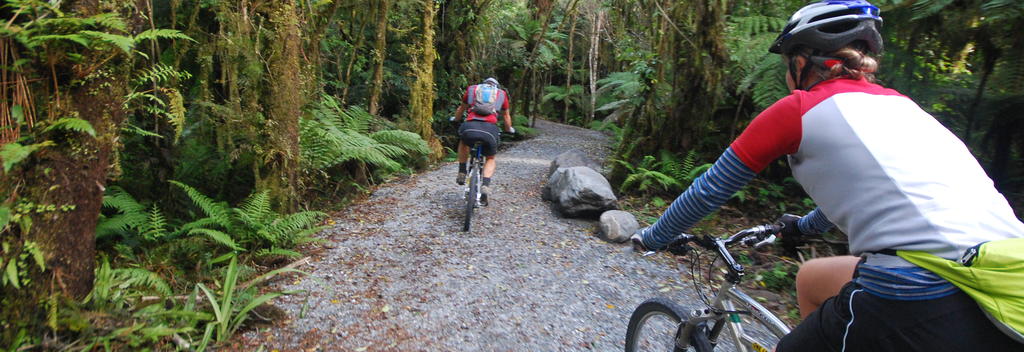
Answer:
[{"xmin": 769, "ymin": 0, "xmax": 883, "ymax": 55}]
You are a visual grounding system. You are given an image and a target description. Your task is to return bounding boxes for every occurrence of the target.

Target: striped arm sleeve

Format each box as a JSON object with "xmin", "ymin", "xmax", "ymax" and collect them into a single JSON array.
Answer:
[
  {"xmin": 641, "ymin": 148, "xmax": 756, "ymax": 250},
  {"xmin": 797, "ymin": 207, "xmax": 834, "ymax": 234}
]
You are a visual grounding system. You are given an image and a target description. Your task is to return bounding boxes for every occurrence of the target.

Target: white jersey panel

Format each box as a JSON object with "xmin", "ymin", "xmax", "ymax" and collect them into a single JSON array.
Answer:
[{"xmin": 791, "ymin": 92, "xmax": 1024, "ymax": 259}]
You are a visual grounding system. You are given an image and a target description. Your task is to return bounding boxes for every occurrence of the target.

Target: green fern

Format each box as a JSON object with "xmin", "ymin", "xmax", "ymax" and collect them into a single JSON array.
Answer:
[
  {"xmin": 96, "ymin": 186, "xmax": 148, "ymax": 239},
  {"xmin": 79, "ymin": 30, "xmax": 134, "ymax": 53},
  {"xmin": 171, "ymin": 181, "xmax": 233, "ymax": 230},
  {"xmin": 171, "ymin": 182, "xmax": 327, "ymax": 251},
  {"xmin": 300, "ymin": 96, "xmax": 429, "ymax": 173},
  {"xmin": 87, "ymin": 259, "xmax": 171, "ymax": 307},
  {"xmin": 134, "ymin": 29, "xmax": 195, "ymax": 43},
  {"xmin": 254, "ymin": 248, "xmax": 302, "ymax": 259},
  {"xmin": 43, "ymin": 117, "xmax": 96, "ymax": 137}
]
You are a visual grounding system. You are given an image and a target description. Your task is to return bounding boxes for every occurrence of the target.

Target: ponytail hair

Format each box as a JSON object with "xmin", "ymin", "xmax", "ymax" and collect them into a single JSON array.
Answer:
[{"xmin": 823, "ymin": 45, "xmax": 879, "ymax": 82}]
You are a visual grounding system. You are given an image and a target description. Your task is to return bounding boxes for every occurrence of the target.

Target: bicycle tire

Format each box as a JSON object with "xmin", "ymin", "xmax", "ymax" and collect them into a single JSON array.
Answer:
[
  {"xmin": 462, "ymin": 164, "xmax": 479, "ymax": 232},
  {"xmin": 626, "ymin": 298, "xmax": 713, "ymax": 352}
]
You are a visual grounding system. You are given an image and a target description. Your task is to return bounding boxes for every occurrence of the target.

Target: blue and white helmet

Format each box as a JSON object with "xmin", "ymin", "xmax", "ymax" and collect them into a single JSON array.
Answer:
[{"xmin": 769, "ymin": 0, "xmax": 883, "ymax": 55}]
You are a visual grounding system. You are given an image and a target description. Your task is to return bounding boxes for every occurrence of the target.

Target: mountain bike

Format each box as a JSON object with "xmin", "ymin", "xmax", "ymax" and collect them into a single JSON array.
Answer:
[
  {"xmin": 462, "ymin": 141, "xmax": 485, "ymax": 232},
  {"xmin": 626, "ymin": 224, "xmax": 792, "ymax": 352}
]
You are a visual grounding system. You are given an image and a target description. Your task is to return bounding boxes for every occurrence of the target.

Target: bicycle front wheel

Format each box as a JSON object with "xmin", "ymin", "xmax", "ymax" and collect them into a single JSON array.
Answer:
[
  {"xmin": 462, "ymin": 167, "xmax": 479, "ymax": 232},
  {"xmin": 625, "ymin": 298, "xmax": 712, "ymax": 352}
]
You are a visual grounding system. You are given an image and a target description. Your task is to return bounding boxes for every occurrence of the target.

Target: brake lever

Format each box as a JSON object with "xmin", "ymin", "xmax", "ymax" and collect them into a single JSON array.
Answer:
[{"xmin": 753, "ymin": 235, "xmax": 777, "ymax": 250}]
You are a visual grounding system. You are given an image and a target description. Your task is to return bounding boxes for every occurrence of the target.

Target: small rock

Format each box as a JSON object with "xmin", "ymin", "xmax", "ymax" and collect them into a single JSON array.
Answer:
[{"xmin": 598, "ymin": 210, "xmax": 638, "ymax": 243}]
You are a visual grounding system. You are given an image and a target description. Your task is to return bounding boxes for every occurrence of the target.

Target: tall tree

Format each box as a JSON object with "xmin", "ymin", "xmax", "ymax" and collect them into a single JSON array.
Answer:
[
  {"xmin": 409, "ymin": 0, "xmax": 443, "ymax": 159},
  {"xmin": 609, "ymin": 0, "xmax": 730, "ymax": 183},
  {"xmin": 0, "ymin": 0, "xmax": 133, "ymax": 342},
  {"xmin": 368, "ymin": 0, "xmax": 391, "ymax": 116},
  {"xmin": 260, "ymin": 1, "xmax": 305, "ymax": 212}
]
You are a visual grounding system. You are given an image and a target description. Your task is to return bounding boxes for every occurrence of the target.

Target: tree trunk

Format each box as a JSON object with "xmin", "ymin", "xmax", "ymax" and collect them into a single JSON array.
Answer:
[
  {"xmin": 340, "ymin": 6, "xmax": 369, "ymax": 105},
  {"xmin": 0, "ymin": 1, "xmax": 131, "ymax": 343},
  {"xmin": 563, "ymin": 10, "xmax": 579, "ymax": 123},
  {"xmin": 408, "ymin": 0, "xmax": 443, "ymax": 159},
  {"xmin": 587, "ymin": 10, "xmax": 604, "ymax": 125},
  {"xmin": 259, "ymin": 1, "xmax": 304, "ymax": 212},
  {"xmin": 368, "ymin": 0, "xmax": 391, "ymax": 116}
]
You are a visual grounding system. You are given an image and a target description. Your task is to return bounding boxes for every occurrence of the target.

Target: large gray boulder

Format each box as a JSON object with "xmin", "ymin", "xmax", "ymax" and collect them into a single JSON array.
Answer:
[
  {"xmin": 548, "ymin": 150, "xmax": 601, "ymax": 178},
  {"xmin": 546, "ymin": 166, "xmax": 618, "ymax": 218},
  {"xmin": 599, "ymin": 210, "xmax": 638, "ymax": 243}
]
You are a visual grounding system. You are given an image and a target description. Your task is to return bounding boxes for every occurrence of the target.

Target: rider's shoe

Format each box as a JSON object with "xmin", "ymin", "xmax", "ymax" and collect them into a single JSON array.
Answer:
[
  {"xmin": 480, "ymin": 185, "xmax": 490, "ymax": 206},
  {"xmin": 456, "ymin": 172, "xmax": 466, "ymax": 185}
]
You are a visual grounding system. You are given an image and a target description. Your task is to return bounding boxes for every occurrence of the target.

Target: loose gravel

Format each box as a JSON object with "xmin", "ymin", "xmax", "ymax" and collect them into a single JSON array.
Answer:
[{"xmin": 236, "ymin": 119, "xmax": 704, "ymax": 351}]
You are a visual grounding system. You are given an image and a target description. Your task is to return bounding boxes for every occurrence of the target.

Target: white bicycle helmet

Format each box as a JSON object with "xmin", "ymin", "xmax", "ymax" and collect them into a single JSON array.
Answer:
[
  {"xmin": 769, "ymin": 0, "xmax": 883, "ymax": 55},
  {"xmin": 483, "ymin": 77, "xmax": 500, "ymax": 87}
]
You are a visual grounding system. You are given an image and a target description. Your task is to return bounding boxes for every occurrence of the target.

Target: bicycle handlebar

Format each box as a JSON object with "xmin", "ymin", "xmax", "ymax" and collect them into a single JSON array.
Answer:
[{"xmin": 666, "ymin": 223, "xmax": 782, "ymax": 254}]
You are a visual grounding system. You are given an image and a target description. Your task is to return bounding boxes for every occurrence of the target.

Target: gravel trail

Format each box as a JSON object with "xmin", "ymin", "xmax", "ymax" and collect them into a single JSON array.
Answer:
[{"xmin": 237, "ymin": 119, "xmax": 700, "ymax": 351}]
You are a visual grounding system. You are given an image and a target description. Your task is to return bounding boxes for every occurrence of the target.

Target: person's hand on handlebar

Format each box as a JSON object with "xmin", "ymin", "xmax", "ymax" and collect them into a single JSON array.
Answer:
[
  {"xmin": 630, "ymin": 227, "xmax": 651, "ymax": 252},
  {"xmin": 776, "ymin": 213, "xmax": 807, "ymax": 255}
]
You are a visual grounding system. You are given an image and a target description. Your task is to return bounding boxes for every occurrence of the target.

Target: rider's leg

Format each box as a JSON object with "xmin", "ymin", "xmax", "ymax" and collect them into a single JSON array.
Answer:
[
  {"xmin": 482, "ymin": 155, "xmax": 497, "ymax": 178},
  {"xmin": 795, "ymin": 255, "xmax": 859, "ymax": 318},
  {"xmin": 457, "ymin": 141, "xmax": 469, "ymax": 163}
]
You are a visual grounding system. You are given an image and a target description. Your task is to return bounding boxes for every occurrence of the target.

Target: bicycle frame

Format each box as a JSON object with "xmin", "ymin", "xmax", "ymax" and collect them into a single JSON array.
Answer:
[
  {"xmin": 670, "ymin": 227, "xmax": 791, "ymax": 352},
  {"xmin": 676, "ymin": 279, "xmax": 791, "ymax": 352},
  {"xmin": 466, "ymin": 143, "xmax": 484, "ymax": 207}
]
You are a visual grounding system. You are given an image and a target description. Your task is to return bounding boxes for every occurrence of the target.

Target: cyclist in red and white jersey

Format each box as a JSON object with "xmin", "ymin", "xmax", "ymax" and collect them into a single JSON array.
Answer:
[{"xmin": 632, "ymin": 1, "xmax": 1024, "ymax": 350}]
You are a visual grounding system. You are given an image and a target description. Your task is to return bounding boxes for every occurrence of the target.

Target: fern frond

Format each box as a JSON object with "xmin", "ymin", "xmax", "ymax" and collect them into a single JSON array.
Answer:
[
  {"xmin": 162, "ymin": 88, "xmax": 186, "ymax": 143},
  {"xmin": 140, "ymin": 205, "xmax": 168, "ymax": 242},
  {"xmin": 134, "ymin": 29, "xmax": 194, "ymax": 43},
  {"xmin": 170, "ymin": 181, "xmax": 233, "ymax": 229},
  {"xmin": 96, "ymin": 186, "xmax": 148, "ymax": 239},
  {"xmin": 134, "ymin": 64, "xmax": 192, "ymax": 85},
  {"xmin": 236, "ymin": 190, "xmax": 272, "ymax": 226},
  {"xmin": 189, "ymin": 228, "xmax": 242, "ymax": 251},
  {"xmin": 370, "ymin": 130, "xmax": 430, "ymax": 156},
  {"xmin": 44, "ymin": 117, "xmax": 96, "ymax": 137},
  {"xmin": 264, "ymin": 211, "xmax": 327, "ymax": 245},
  {"xmin": 254, "ymin": 248, "xmax": 302, "ymax": 259},
  {"xmin": 80, "ymin": 30, "xmax": 134, "ymax": 53},
  {"xmin": 111, "ymin": 268, "xmax": 172, "ymax": 296},
  {"xmin": 84, "ymin": 13, "xmax": 128, "ymax": 32}
]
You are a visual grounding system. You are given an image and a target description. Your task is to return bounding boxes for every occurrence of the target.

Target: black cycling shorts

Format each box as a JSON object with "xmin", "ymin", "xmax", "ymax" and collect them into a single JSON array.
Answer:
[
  {"xmin": 777, "ymin": 281, "xmax": 1022, "ymax": 352},
  {"xmin": 458, "ymin": 120, "xmax": 500, "ymax": 157}
]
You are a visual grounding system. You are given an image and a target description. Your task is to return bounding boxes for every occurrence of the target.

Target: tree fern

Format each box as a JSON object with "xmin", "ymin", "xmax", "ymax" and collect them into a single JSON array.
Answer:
[{"xmin": 370, "ymin": 130, "xmax": 431, "ymax": 156}]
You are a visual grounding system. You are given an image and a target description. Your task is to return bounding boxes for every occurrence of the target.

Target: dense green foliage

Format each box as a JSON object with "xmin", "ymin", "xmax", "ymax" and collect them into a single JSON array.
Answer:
[{"xmin": 0, "ymin": 0, "xmax": 1021, "ymax": 349}]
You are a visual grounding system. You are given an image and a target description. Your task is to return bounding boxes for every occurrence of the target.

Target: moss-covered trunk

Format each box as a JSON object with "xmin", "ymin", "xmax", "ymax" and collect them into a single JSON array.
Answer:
[
  {"xmin": 408, "ymin": 0, "xmax": 443, "ymax": 159},
  {"xmin": 259, "ymin": 1, "xmax": 305, "ymax": 212},
  {"xmin": 368, "ymin": 0, "xmax": 391, "ymax": 116},
  {"xmin": 0, "ymin": 1, "xmax": 131, "ymax": 343}
]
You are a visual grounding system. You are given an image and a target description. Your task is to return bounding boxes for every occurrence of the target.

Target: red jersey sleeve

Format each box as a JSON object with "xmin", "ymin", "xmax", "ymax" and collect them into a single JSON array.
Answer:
[
  {"xmin": 501, "ymin": 90, "xmax": 510, "ymax": 110},
  {"xmin": 729, "ymin": 93, "xmax": 803, "ymax": 172},
  {"xmin": 463, "ymin": 86, "xmax": 472, "ymax": 105}
]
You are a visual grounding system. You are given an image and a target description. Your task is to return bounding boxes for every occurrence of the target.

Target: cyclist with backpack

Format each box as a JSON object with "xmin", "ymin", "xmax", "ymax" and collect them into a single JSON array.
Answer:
[
  {"xmin": 453, "ymin": 78, "xmax": 515, "ymax": 203},
  {"xmin": 631, "ymin": 1, "xmax": 1024, "ymax": 350}
]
